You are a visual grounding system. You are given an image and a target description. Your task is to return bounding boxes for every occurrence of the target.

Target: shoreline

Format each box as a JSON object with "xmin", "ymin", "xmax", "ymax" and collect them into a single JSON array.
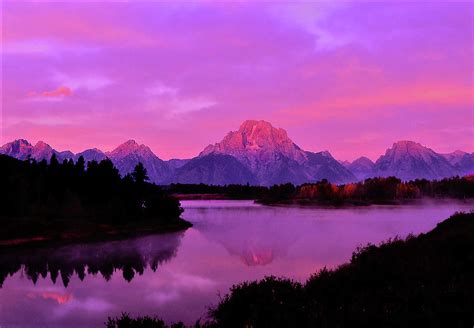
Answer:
[
  {"xmin": 176, "ymin": 194, "xmax": 474, "ymax": 208},
  {"xmin": 0, "ymin": 217, "xmax": 192, "ymax": 249},
  {"xmin": 258, "ymin": 197, "xmax": 474, "ymax": 207}
]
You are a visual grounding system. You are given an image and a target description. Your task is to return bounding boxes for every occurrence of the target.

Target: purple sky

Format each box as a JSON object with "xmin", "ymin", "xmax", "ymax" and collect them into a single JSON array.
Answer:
[{"xmin": 1, "ymin": 1, "xmax": 473, "ymax": 161}]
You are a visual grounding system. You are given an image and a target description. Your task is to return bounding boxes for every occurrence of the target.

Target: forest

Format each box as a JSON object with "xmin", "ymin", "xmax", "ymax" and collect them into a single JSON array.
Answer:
[
  {"xmin": 0, "ymin": 155, "xmax": 190, "ymax": 244},
  {"xmin": 168, "ymin": 176, "xmax": 474, "ymax": 205},
  {"xmin": 259, "ymin": 176, "xmax": 474, "ymax": 205}
]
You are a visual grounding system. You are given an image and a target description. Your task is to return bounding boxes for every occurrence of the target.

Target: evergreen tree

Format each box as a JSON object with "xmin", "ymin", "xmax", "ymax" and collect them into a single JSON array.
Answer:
[
  {"xmin": 75, "ymin": 155, "xmax": 85, "ymax": 174},
  {"xmin": 132, "ymin": 162, "xmax": 149, "ymax": 184}
]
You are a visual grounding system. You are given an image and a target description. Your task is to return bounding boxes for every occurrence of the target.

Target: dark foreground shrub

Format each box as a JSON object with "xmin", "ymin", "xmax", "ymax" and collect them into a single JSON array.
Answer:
[{"xmin": 106, "ymin": 313, "xmax": 185, "ymax": 328}]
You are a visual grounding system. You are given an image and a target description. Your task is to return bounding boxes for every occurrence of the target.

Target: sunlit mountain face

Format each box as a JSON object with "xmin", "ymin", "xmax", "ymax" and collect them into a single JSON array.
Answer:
[{"xmin": 2, "ymin": 2, "xmax": 472, "ymax": 162}]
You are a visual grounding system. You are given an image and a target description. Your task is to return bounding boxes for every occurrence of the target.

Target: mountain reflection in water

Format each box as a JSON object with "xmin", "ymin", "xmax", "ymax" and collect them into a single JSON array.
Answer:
[
  {"xmin": 193, "ymin": 207, "xmax": 301, "ymax": 267},
  {"xmin": 1, "ymin": 200, "xmax": 473, "ymax": 327},
  {"xmin": 0, "ymin": 232, "xmax": 184, "ymax": 288}
]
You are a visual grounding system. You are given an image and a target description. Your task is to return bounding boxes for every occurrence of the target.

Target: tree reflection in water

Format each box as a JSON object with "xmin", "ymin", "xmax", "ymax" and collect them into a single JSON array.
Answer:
[{"xmin": 0, "ymin": 231, "xmax": 185, "ymax": 288}]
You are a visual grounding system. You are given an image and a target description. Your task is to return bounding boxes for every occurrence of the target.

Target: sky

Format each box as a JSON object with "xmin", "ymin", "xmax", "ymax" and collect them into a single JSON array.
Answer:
[{"xmin": 1, "ymin": 1, "xmax": 473, "ymax": 161}]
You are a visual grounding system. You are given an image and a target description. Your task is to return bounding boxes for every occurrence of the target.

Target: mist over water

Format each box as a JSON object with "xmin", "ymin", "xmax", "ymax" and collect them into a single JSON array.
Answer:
[{"xmin": 0, "ymin": 200, "xmax": 472, "ymax": 327}]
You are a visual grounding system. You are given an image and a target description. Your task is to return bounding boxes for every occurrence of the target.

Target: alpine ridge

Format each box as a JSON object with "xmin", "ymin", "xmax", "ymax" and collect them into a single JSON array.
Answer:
[
  {"xmin": 1, "ymin": 121, "xmax": 472, "ymax": 185},
  {"xmin": 373, "ymin": 140, "xmax": 459, "ymax": 181},
  {"xmin": 105, "ymin": 140, "xmax": 172, "ymax": 184},
  {"xmin": 199, "ymin": 120, "xmax": 355, "ymax": 185}
]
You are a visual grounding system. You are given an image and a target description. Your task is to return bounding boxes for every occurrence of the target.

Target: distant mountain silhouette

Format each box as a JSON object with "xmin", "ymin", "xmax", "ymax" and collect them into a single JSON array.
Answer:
[
  {"xmin": 172, "ymin": 153, "xmax": 257, "ymax": 185},
  {"xmin": 166, "ymin": 158, "xmax": 190, "ymax": 170},
  {"xmin": 373, "ymin": 141, "xmax": 460, "ymax": 180},
  {"xmin": 442, "ymin": 150, "xmax": 474, "ymax": 176},
  {"xmin": 74, "ymin": 148, "xmax": 106, "ymax": 162},
  {"xmin": 105, "ymin": 140, "xmax": 172, "ymax": 184},
  {"xmin": 1, "ymin": 121, "xmax": 472, "ymax": 184},
  {"xmin": 0, "ymin": 139, "xmax": 72, "ymax": 162},
  {"xmin": 347, "ymin": 157, "xmax": 375, "ymax": 181}
]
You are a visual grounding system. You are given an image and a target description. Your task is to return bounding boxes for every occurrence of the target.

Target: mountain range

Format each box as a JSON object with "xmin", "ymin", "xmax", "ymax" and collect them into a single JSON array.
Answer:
[{"xmin": 1, "ymin": 120, "xmax": 472, "ymax": 185}]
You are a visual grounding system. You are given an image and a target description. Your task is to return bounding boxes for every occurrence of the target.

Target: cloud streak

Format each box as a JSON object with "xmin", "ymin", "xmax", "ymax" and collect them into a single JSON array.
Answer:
[{"xmin": 27, "ymin": 86, "xmax": 73, "ymax": 99}]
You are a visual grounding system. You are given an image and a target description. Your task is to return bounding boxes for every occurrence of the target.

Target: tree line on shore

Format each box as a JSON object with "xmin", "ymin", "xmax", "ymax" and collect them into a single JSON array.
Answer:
[
  {"xmin": 0, "ymin": 154, "xmax": 183, "ymax": 223},
  {"xmin": 168, "ymin": 175, "xmax": 474, "ymax": 205}
]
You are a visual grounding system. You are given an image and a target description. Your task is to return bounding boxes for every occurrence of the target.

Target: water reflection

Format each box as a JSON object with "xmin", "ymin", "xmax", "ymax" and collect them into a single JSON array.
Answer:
[
  {"xmin": 0, "ymin": 231, "xmax": 184, "ymax": 288},
  {"xmin": 192, "ymin": 206, "xmax": 301, "ymax": 267},
  {"xmin": 0, "ymin": 200, "xmax": 472, "ymax": 327}
]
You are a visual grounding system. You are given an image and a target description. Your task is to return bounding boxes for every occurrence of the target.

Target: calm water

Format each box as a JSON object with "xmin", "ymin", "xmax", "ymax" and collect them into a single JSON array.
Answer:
[{"xmin": 0, "ymin": 200, "xmax": 472, "ymax": 327}]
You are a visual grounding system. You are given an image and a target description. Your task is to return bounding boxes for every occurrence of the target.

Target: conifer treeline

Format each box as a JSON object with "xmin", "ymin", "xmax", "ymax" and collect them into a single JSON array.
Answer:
[{"xmin": 0, "ymin": 154, "xmax": 183, "ymax": 221}]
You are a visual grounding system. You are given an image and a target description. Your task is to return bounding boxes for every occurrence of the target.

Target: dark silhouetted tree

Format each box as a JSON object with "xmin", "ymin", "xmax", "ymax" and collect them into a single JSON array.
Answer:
[{"xmin": 132, "ymin": 162, "xmax": 149, "ymax": 184}]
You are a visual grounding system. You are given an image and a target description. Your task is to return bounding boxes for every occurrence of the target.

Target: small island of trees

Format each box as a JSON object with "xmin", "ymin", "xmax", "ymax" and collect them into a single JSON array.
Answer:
[{"xmin": 167, "ymin": 176, "xmax": 474, "ymax": 206}]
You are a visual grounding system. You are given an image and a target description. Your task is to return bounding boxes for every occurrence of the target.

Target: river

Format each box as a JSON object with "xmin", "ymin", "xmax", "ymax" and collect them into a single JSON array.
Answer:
[{"xmin": 0, "ymin": 200, "xmax": 472, "ymax": 327}]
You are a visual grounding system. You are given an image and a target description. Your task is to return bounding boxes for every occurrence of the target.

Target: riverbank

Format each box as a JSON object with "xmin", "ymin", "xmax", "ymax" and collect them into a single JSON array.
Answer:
[
  {"xmin": 257, "ymin": 197, "xmax": 474, "ymax": 208},
  {"xmin": 173, "ymin": 193, "xmax": 231, "ymax": 200},
  {"xmin": 0, "ymin": 217, "xmax": 192, "ymax": 248}
]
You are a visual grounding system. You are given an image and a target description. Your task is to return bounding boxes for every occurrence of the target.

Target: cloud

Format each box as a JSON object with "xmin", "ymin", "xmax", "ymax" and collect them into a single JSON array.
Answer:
[
  {"xmin": 3, "ymin": 39, "xmax": 100, "ymax": 57},
  {"xmin": 27, "ymin": 86, "xmax": 73, "ymax": 99},
  {"xmin": 53, "ymin": 72, "xmax": 113, "ymax": 91},
  {"xmin": 170, "ymin": 97, "xmax": 217, "ymax": 115},
  {"xmin": 146, "ymin": 81, "xmax": 216, "ymax": 117},
  {"xmin": 268, "ymin": 3, "xmax": 354, "ymax": 50},
  {"xmin": 146, "ymin": 82, "xmax": 178, "ymax": 97},
  {"xmin": 3, "ymin": 3, "xmax": 158, "ymax": 49}
]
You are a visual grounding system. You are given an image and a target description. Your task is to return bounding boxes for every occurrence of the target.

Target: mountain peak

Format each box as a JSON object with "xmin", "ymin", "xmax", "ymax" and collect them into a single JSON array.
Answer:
[
  {"xmin": 0, "ymin": 139, "xmax": 33, "ymax": 160},
  {"xmin": 392, "ymin": 140, "xmax": 424, "ymax": 148},
  {"xmin": 375, "ymin": 140, "xmax": 455, "ymax": 180},
  {"xmin": 121, "ymin": 139, "xmax": 139, "ymax": 148},
  {"xmin": 200, "ymin": 120, "xmax": 306, "ymax": 166},
  {"xmin": 352, "ymin": 156, "xmax": 374, "ymax": 166},
  {"xmin": 239, "ymin": 119, "xmax": 275, "ymax": 131},
  {"xmin": 238, "ymin": 120, "xmax": 289, "ymax": 140},
  {"xmin": 386, "ymin": 140, "xmax": 438, "ymax": 159},
  {"xmin": 110, "ymin": 140, "xmax": 150, "ymax": 155},
  {"xmin": 2, "ymin": 139, "xmax": 32, "ymax": 148},
  {"xmin": 106, "ymin": 140, "xmax": 170, "ymax": 184},
  {"xmin": 14, "ymin": 139, "xmax": 32, "ymax": 146},
  {"xmin": 34, "ymin": 140, "xmax": 52, "ymax": 150}
]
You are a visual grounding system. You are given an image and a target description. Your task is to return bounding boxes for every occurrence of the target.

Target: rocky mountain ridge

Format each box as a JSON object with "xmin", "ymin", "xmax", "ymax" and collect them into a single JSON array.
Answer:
[{"xmin": 2, "ymin": 121, "xmax": 472, "ymax": 185}]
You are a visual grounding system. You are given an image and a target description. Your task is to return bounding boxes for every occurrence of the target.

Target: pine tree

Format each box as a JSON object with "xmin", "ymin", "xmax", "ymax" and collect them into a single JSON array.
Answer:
[{"xmin": 132, "ymin": 162, "xmax": 149, "ymax": 184}]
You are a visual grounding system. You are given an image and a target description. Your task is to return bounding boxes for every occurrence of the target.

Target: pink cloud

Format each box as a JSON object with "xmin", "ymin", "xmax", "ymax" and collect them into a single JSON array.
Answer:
[{"xmin": 27, "ymin": 86, "xmax": 73, "ymax": 98}]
